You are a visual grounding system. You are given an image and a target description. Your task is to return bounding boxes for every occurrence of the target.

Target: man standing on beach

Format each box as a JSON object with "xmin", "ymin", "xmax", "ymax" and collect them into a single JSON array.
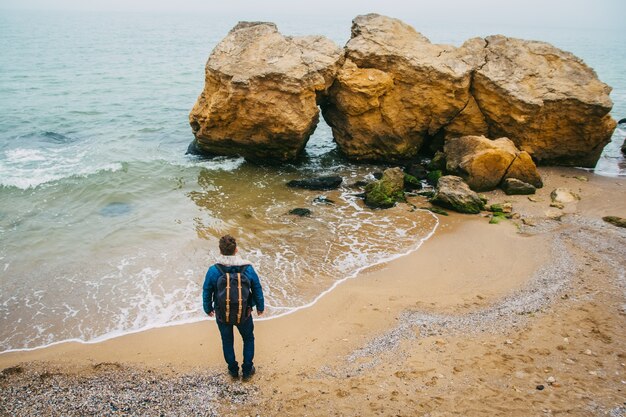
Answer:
[{"xmin": 203, "ymin": 235, "xmax": 265, "ymax": 380}]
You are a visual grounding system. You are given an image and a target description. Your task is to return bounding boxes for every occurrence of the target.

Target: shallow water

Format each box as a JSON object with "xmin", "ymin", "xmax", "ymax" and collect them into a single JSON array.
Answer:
[{"xmin": 0, "ymin": 11, "xmax": 624, "ymax": 352}]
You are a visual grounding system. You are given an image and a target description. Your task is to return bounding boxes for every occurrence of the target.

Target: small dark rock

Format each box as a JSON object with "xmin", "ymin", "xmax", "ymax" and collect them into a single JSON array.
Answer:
[
  {"xmin": 405, "ymin": 163, "xmax": 428, "ymax": 180},
  {"xmin": 313, "ymin": 196, "xmax": 335, "ymax": 205},
  {"xmin": 621, "ymin": 138, "xmax": 626, "ymax": 156},
  {"xmin": 349, "ymin": 180, "xmax": 369, "ymax": 188},
  {"xmin": 618, "ymin": 117, "xmax": 626, "ymax": 125},
  {"xmin": 372, "ymin": 172, "xmax": 383, "ymax": 180},
  {"xmin": 603, "ymin": 216, "xmax": 626, "ymax": 228},
  {"xmin": 501, "ymin": 178, "xmax": 536, "ymax": 195},
  {"xmin": 287, "ymin": 176, "xmax": 343, "ymax": 190},
  {"xmin": 536, "ymin": 384, "xmax": 545, "ymax": 391},
  {"xmin": 289, "ymin": 208, "xmax": 311, "ymax": 217}
]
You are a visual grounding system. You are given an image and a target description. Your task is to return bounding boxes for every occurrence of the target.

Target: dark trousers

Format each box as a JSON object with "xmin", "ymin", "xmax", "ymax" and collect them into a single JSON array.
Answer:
[{"xmin": 216, "ymin": 315, "xmax": 255, "ymax": 375}]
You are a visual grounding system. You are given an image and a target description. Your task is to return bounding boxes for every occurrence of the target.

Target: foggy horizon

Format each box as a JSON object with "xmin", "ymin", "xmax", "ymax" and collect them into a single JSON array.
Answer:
[{"xmin": 0, "ymin": 0, "xmax": 621, "ymax": 31}]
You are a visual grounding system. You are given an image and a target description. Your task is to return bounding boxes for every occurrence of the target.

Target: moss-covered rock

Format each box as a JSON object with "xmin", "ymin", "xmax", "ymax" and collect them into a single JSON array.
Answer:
[
  {"xmin": 430, "ymin": 175, "xmax": 485, "ymax": 214},
  {"xmin": 488, "ymin": 203, "xmax": 512, "ymax": 214},
  {"xmin": 364, "ymin": 167, "xmax": 405, "ymax": 208},
  {"xmin": 403, "ymin": 173, "xmax": 422, "ymax": 190},
  {"xmin": 489, "ymin": 212, "xmax": 508, "ymax": 224}
]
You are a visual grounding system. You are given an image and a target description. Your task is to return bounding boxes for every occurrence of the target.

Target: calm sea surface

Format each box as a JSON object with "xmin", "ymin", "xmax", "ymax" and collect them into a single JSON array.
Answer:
[{"xmin": 0, "ymin": 11, "xmax": 624, "ymax": 352}]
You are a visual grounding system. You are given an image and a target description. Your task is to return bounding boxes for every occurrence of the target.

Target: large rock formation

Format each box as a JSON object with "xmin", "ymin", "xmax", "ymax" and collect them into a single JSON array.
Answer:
[
  {"xmin": 189, "ymin": 22, "xmax": 343, "ymax": 161},
  {"xmin": 322, "ymin": 14, "xmax": 485, "ymax": 162},
  {"xmin": 189, "ymin": 15, "xmax": 616, "ymax": 167},
  {"xmin": 444, "ymin": 135, "xmax": 543, "ymax": 191},
  {"xmin": 472, "ymin": 36, "xmax": 616, "ymax": 167}
]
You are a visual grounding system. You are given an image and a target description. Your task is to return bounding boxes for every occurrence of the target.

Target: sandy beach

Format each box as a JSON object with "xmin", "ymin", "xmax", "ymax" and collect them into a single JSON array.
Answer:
[{"xmin": 1, "ymin": 166, "xmax": 625, "ymax": 416}]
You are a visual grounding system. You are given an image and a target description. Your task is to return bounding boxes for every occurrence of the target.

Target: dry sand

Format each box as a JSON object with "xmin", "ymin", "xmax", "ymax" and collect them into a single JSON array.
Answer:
[{"xmin": 1, "ymin": 167, "xmax": 625, "ymax": 416}]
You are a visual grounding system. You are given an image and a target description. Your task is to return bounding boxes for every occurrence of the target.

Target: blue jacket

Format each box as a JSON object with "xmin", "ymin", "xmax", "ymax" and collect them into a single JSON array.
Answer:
[{"xmin": 202, "ymin": 259, "xmax": 265, "ymax": 316}]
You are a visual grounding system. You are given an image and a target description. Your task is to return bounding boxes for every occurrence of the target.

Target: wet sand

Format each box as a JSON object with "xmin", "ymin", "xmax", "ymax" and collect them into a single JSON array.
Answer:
[{"xmin": 1, "ymin": 167, "xmax": 625, "ymax": 416}]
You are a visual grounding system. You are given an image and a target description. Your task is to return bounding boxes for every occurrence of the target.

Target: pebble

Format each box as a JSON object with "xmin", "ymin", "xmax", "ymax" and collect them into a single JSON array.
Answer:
[
  {"xmin": 505, "ymin": 339, "xmax": 513, "ymax": 345},
  {"xmin": 536, "ymin": 384, "xmax": 545, "ymax": 391},
  {"xmin": 547, "ymin": 376, "xmax": 556, "ymax": 384},
  {"xmin": 585, "ymin": 349, "xmax": 592, "ymax": 355},
  {"xmin": 0, "ymin": 366, "xmax": 258, "ymax": 416}
]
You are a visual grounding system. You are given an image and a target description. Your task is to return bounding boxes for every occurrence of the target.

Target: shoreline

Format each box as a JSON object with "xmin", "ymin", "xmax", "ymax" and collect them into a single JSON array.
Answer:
[
  {"xmin": 1, "ymin": 167, "xmax": 625, "ymax": 416},
  {"xmin": 0, "ymin": 211, "xmax": 440, "ymax": 356}
]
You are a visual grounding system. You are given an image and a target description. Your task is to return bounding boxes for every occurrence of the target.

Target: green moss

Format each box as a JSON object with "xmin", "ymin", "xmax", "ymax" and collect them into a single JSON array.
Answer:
[
  {"xmin": 364, "ymin": 181, "xmax": 404, "ymax": 208},
  {"xmin": 365, "ymin": 184, "xmax": 395, "ymax": 208},
  {"xmin": 403, "ymin": 174, "xmax": 421, "ymax": 190},
  {"xmin": 426, "ymin": 170, "xmax": 442, "ymax": 186},
  {"xmin": 489, "ymin": 204, "xmax": 505, "ymax": 213},
  {"xmin": 489, "ymin": 212, "xmax": 508, "ymax": 224}
]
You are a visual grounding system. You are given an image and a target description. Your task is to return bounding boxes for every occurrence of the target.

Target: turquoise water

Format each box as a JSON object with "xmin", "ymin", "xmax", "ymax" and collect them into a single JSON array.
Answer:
[{"xmin": 0, "ymin": 11, "xmax": 624, "ymax": 352}]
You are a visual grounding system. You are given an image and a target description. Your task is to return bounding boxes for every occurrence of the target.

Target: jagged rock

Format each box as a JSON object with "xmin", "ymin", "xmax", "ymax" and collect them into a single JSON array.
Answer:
[
  {"xmin": 189, "ymin": 22, "xmax": 343, "ymax": 161},
  {"xmin": 550, "ymin": 188, "xmax": 580, "ymax": 203},
  {"xmin": 289, "ymin": 208, "xmax": 312, "ymax": 217},
  {"xmin": 444, "ymin": 135, "xmax": 542, "ymax": 191},
  {"xmin": 603, "ymin": 216, "xmax": 626, "ymax": 228},
  {"xmin": 502, "ymin": 178, "xmax": 536, "ymax": 195},
  {"xmin": 473, "ymin": 35, "xmax": 616, "ymax": 167},
  {"xmin": 430, "ymin": 176, "xmax": 485, "ymax": 214},
  {"xmin": 287, "ymin": 175, "xmax": 343, "ymax": 190},
  {"xmin": 364, "ymin": 167, "xmax": 405, "ymax": 208},
  {"xmin": 322, "ymin": 14, "xmax": 484, "ymax": 162}
]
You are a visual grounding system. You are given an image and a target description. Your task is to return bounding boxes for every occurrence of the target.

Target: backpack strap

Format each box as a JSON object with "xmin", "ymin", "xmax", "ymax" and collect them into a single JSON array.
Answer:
[{"xmin": 236, "ymin": 270, "xmax": 243, "ymax": 324}]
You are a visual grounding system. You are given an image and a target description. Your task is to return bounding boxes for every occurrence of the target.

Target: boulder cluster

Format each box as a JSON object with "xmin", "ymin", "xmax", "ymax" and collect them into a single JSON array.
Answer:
[{"xmin": 189, "ymin": 14, "xmax": 616, "ymax": 168}]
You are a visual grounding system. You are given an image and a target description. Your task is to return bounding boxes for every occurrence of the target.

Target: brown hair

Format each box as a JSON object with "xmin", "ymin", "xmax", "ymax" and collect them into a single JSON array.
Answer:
[{"xmin": 219, "ymin": 235, "xmax": 237, "ymax": 256}]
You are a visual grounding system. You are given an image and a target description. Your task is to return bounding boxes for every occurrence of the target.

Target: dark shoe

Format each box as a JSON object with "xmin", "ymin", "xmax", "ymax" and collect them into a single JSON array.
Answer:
[
  {"xmin": 242, "ymin": 366, "xmax": 255, "ymax": 381},
  {"xmin": 228, "ymin": 369, "xmax": 239, "ymax": 379}
]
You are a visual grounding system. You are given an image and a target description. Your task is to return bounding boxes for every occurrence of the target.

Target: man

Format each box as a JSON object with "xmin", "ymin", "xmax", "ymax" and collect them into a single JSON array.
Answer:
[{"xmin": 203, "ymin": 235, "xmax": 265, "ymax": 380}]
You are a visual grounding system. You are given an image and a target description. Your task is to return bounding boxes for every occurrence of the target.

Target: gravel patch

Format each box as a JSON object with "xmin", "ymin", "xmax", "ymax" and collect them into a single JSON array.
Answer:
[
  {"xmin": 0, "ymin": 364, "xmax": 258, "ymax": 417},
  {"xmin": 347, "ymin": 213, "xmax": 626, "ymax": 370}
]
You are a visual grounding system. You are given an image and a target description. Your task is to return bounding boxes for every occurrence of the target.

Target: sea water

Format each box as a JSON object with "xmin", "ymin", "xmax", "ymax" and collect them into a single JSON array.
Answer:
[{"xmin": 0, "ymin": 11, "xmax": 624, "ymax": 352}]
